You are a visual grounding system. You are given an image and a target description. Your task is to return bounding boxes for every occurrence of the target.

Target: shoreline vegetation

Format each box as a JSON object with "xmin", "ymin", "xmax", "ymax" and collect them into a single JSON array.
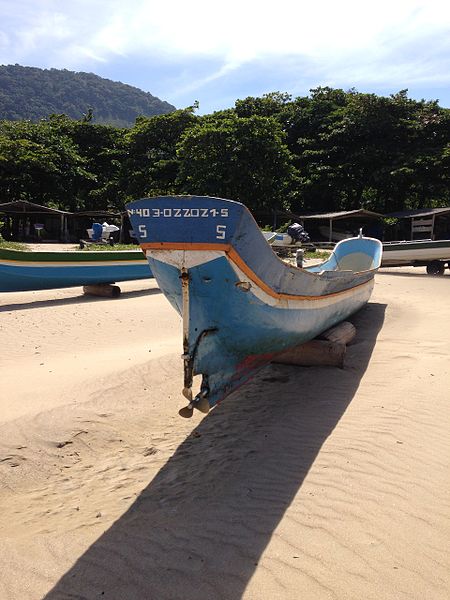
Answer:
[{"xmin": 0, "ymin": 88, "xmax": 448, "ymax": 228}]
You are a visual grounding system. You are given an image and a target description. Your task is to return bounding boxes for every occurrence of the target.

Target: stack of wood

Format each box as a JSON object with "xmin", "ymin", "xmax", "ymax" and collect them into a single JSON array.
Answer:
[{"xmin": 273, "ymin": 321, "xmax": 356, "ymax": 368}]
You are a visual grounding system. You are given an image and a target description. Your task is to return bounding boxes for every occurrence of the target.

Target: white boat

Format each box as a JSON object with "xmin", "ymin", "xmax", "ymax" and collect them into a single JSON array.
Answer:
[
  {"xmin": 262, "ymin": 231, "xmax": 277, "ymax": 243},
  {"xmin": 269, "ymin": 232, "xmax": 301, "ymax": 247},
  {"xmin": 382, "ymin": 239, "xmax": 450, "ymax": 275},
  {"xmin": 86, "ymin": 223, "xmax": 120, "ymax": 241}
]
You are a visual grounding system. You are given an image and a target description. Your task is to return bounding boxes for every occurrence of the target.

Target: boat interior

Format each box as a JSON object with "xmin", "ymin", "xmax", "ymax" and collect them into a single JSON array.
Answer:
[{"xmin": 305, "ymin": 237, "xmax": 382, "ymax": 274}]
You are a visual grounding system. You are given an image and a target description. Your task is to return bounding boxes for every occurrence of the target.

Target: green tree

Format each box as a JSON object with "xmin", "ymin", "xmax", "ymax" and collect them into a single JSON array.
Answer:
[
  {"xmin": 51, "ymin": 115, "xmax": 127, "ymax": 211},
  {"xmin": 121, "ymin": 108, "xmax": 199, "ymax": 199},
  {"xmin": 176, "ymin": 114, "xmax": 297, "ymax": 213},
  {"xmin": 0, "ymin": 118, "xmax": 93, "ymax": 210}
]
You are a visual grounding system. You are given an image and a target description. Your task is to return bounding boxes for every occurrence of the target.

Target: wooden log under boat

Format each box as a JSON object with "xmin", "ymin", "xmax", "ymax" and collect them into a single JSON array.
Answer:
[
  {"xmin": 274, "ymin": 321, "xmax": 356, "ymax": 368},
  {"xmin": 274, "ymin": 339, "xmax": 346, "ymax": 368},
  {"xmin": 320, "ymin": 321, "xmax": 356, "ymax": 345},
  {"xmin": 83, "ymin": 284, "xmax": 121, "ymax": 298}
]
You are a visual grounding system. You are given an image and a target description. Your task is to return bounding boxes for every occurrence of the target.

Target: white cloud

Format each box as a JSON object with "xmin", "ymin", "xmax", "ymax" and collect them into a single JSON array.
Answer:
[
  {"xmin": 88, "ymin": 1, "xmax": 450, "ymax": 59},
  {"xmin": 0, "ymin": 0, "xmax": 449, "ymax": 93}
]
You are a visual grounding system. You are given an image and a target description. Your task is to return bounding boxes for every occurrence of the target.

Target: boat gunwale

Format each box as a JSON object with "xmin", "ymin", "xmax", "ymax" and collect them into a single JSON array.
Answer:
[
  {"xmin": 144, "ymin": 242, "xmax": 378, "ymax": 302},
  {"xmin": 0, "ymin": 248, "xmax": 146, "ymax": 263},
  {"xmin": 383, "ymin": 239, "xmax": 450, "ymax": 250}
]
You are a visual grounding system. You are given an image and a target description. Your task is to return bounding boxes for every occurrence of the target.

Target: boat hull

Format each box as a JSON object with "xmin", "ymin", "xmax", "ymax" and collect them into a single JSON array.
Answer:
[
  {"xmin": 148, "ymin": 249, "xmax": 374, "ymax": 407},
  {"xmin": 0, "ymin": 248, "xmax": 152, "ymax": 292},
  {"xmin": 381, "ymin": 239, "xmax": 450, "ymax": 266},
  {"xmin": 270, "ymin": 232, "xmax": 301, "ymax": 247},
  {"xmin": 126, "ymin": 195, "xmax": 382, "ymax": 410}
]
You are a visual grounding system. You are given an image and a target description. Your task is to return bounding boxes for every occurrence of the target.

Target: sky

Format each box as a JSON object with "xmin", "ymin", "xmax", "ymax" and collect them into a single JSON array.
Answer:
[{"xmin": 0, "ymin": 0, "xmax": 449, "ymax": 114}]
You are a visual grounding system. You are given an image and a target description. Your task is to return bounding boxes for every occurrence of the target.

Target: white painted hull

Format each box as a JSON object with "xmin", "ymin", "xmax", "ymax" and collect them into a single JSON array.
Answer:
[
  {"xmin": 270, "ymin": 233, "xmax": 302, "ymax": 247},
  {"xmin": 382, "ymin": 240, "xmax": 450, "ymax": 266}
]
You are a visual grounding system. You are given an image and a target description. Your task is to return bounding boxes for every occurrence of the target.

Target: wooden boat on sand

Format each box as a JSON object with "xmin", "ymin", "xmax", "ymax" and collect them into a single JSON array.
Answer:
[
  {"xmin": 127, "ymin": 195, "xmax": 382, "ymax": 415},
  {"xmin": 382, "ymin": 239, "xmax": 450, "ymax": 275},
  {"xmin": 0, "ymin": 247, "xmax": 152, "ymax": 292}
]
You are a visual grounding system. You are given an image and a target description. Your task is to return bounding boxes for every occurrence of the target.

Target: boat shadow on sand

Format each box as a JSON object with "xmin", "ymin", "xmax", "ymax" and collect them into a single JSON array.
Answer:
[
  {"xmin": 0, "ymin": 286, "xmax": 162, "ymax": 312},
  {"xmin": 43, "ymin": 302, "xmax": 386, "ymax": 600}
]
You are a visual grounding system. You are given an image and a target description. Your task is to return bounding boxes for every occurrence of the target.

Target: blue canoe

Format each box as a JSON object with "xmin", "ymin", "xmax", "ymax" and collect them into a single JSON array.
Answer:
[
  {"xmin": 127, "ymin": 195, "xmax": 382, "ymax": 414},
  {"xmin": 0, "ymin": 248, "xmax": 152, "ymax": 292}
]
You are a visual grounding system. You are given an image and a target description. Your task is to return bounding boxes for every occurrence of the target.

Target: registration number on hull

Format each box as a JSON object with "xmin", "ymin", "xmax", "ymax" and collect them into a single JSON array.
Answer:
[
  {"xmin": 127, "ymin": 208, "xmax": 229, "ymax": 218},
  {"xmin": 128, "ymin": 206, "xmax": 229, "ymax": 240}
]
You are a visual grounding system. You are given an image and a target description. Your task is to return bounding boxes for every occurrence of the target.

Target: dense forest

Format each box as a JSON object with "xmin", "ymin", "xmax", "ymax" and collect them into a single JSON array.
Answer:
[
  {"xmin": 0, "ymin": 87, "xmax": 449, "ymax": 221},
  {"xmin": 0, "ymin": 65, "xmax": 175, "ymax": 127}
]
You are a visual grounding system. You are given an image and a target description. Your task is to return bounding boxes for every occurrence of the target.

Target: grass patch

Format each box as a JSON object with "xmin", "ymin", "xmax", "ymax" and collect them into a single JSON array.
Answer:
[
  {"xmin": 78, "ymin": 243, "xmax": 139, "ymax": 251},
  {"xmin": 0, "ymin": 240, "xmax": 29, "ymax": 251},
  {"xmin": 304, "ymin": 250, "xmax": 331, "ymax": 259}
]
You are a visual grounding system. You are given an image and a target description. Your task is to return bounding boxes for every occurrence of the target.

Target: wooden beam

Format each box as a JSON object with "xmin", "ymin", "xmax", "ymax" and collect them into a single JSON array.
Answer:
[
  {"xmin": 320, "ymin": 321, "xmax": 356, "ymax": 345},
  {"xmin": 274, "ymin": 339, "xmax": 346, "ymax": 368},
  {"xmin": 273, "ymin": 320, "xmax": 356, "ymax": 368},
  {"xmin": 83, "ymin": 284, "xmax": 121, "ymax": 298}
]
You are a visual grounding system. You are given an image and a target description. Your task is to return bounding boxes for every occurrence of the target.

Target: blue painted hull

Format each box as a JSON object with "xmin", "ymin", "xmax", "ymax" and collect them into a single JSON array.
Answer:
[
  {"xmin": 0, "ymin": 249, "xmax": 152, "ymax": 292},
  {"xmin": 149, "ymin": 253, "xmax": 374, "ymax": 407},
  {"xmin": 127, "ymin": 195, "xmax": 382, "ymax": 411}
]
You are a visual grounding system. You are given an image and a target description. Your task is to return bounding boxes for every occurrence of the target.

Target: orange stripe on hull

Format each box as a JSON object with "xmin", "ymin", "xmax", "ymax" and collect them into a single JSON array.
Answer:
[{"xmin": 140, "ymin": 242, "xmax": 372, "ymax": 302}]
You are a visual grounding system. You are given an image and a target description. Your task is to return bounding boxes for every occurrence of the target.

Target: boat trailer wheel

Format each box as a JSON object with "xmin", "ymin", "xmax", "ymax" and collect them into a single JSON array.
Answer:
[{"xmin": 426, "ymin": 261, "xmax": 445, "ymax": 276}]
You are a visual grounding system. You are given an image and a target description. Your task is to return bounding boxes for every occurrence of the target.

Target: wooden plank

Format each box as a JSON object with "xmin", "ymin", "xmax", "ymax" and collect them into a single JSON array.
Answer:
[
  {"xmin": 412, "ymin": 218, "xmax": 434, "ymax": 227},
  {"xmin": 411, "ymin": 226, "xmax": 433, "ymax": 233}
]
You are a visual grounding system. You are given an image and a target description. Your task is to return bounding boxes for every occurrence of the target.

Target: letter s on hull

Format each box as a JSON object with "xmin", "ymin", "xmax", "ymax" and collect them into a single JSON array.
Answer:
[{"xmin": 216, "ymin": 225, "xmax": 226, "ymax": 239}]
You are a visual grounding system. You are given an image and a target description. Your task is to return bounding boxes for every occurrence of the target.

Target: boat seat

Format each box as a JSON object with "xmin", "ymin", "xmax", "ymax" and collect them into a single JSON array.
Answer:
[{"xmin": 337, "ymin": 253, "xmax": 378, "ymax": 272}]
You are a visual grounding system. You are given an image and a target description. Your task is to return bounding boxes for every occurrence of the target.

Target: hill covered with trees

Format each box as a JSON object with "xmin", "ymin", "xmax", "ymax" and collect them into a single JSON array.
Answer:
[
  {"xmin": 0, "ymin": 87, "xmax": 448, "ymax": 221},
  {"xmin": 0, "ymin": 65, "xmax": 175, "ymax": 127}
]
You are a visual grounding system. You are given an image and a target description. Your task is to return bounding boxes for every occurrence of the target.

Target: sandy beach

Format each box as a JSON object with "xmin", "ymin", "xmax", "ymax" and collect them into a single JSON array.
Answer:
[{"xmin": 0, "ymin": 266, "xmax": 449, "ymax": 600}]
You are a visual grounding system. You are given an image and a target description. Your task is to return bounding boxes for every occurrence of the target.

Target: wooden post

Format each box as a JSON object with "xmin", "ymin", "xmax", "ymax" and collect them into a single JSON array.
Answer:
[
  {"xmin": 83, "ymin": 284, "xmax": 121, "ymax": 298},
  {"xmin": 120, "ymin": 212, "xmax": 125, "ymax": 243}
]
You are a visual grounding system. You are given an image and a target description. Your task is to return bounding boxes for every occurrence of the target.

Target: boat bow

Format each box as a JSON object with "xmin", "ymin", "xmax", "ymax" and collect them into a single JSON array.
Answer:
[{"xmin": 127, "ymin": 196, "xmax": 382, "ymax": 413}]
